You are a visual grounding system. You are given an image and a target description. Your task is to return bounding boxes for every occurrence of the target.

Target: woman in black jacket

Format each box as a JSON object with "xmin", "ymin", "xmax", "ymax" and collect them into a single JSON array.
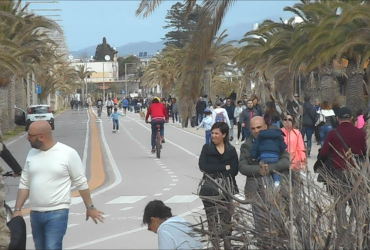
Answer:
[{"xmin": 198, "ymin": 122, "xmax": 239, "ymax": 249}]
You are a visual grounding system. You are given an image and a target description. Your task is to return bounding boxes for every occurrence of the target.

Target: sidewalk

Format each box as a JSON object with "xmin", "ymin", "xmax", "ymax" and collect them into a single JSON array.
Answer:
[{"xmin": 170, "ymin": 121, "xmax": 320, "ymax": 173}]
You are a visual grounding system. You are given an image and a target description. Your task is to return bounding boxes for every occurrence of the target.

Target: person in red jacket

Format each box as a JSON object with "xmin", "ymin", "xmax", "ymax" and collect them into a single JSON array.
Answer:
[{"xmin": 145, "ymin": 97, "xmax": 169, "ymax": 153}]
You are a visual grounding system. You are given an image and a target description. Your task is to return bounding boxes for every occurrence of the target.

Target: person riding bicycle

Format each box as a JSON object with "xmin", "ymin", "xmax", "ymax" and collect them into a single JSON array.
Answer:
[
  {"xmin": 106, "ymin": 97, "xmax": 114, "ymax": 117},
  {"xmin": 145, "ymin": 97, "xmax": 169, "ymax": 153}
]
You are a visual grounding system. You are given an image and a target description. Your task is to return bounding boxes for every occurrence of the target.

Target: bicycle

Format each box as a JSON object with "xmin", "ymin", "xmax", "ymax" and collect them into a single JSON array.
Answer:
[
  {"xmin": 2, "ymin": 171, "xmax": 14, "ymax": 222},
  {"xmin": 148, "ymin": 120, "xmax": 168, "ymax": 159}
]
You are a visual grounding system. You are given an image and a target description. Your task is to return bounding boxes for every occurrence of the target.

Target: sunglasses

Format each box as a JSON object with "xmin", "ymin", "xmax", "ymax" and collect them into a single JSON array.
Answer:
[
  {"xmin": 294, "ymin": 96, "xmax": 299, "ymax": 98},
  {"xmin": 284, "ymin": 118, "xmax": 293, "ymax": 122}
]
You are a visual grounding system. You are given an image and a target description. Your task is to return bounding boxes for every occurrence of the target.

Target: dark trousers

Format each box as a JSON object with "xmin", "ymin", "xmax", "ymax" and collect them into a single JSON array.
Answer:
[
  {"xmin": 237, "ymin": 122, "xmax": 245, "ymax": 141},
  {"xmin": 301, "ymin": 126, "xmax": 314, "ymax": 155},
  {"xmin": 315, "ymin": 126, "xmax": 321, "ymax": 144},
  {"xmin": 202, "ymin": 199, "xmax": 232, "ymax": 237},
  {"xmin": 172, "ymin": 112, "xmax": 178, "ymax": 123}
]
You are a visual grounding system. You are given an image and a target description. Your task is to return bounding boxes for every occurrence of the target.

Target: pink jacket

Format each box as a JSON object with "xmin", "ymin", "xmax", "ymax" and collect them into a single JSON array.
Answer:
[
  {"xmin": 356, "ymin": 115, "xmax": 365, "ymax": 129},
  {"xmin": 281, "ymin": 127, "xmax": 306, "ymax": 170}
]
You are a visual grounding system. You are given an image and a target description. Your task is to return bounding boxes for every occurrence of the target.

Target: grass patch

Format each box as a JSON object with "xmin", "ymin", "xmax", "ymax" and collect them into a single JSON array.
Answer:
[
  {"xmin": 54, "ymin": 107, "xmax": 66, "ymax": 115},
  {"xmin": 2, "ymin": 125, "xmax": 25, "ymax": 142}
]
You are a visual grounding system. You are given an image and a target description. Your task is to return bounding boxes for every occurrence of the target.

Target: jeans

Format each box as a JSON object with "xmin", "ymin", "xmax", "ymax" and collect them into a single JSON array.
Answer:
[
  {"xmin": 205, "ymin": 131, "xmax": 211, "ymax": 144},
  {"xmin": 272, "ymin": 121, "xmax": 281, "ymax": 128},
  {"xmin": 172, "ymin": 112, "xmax": 178, "ymax": 123},
  {"xmin": 301, "ymin": 126, "xmax": 314, "ymax": 154},
  {"xmin": 30, "ymin": 209, "xmax": 69, "ymax": 250},
  {"xmin": 113, "ymin": 119, "xmax": 119, "ymax": 130},
  {"xmin": 151, "ymin": 120, "xmax": 164, "ymax": 149},
  {"xmin": 196, "ymin": 113, "xmax": 204, "ymax": 126},
  {"xmin": 242, "ymin": 127, "xmax": 251, "ymax": 140},
  {"xmin": 259, "ymin": 154, "xmax": 280, "ymax": 184},
  {"xmin": 320, "ymin": 125, "xmax": 333, "ymax": 146}
]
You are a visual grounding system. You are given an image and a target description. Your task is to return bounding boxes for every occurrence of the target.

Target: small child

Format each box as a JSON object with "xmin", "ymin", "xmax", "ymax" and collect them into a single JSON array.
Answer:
[
  {"xmin": 251, "ymin": 125, "xmax": 287, "ymax": 187},
  {"xmin": 109, "ymin": 108, "xmax": 124, "ymax": 133},
  {"xmin": 197, "ymin": 108, "xmax": 213, "ymax": 144}
]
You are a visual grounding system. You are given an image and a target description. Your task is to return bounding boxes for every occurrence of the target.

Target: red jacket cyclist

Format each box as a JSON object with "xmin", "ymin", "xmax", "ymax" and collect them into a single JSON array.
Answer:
[{"xmin": 146, "ymin": 97, "xmax": 169, "ymax": 153}]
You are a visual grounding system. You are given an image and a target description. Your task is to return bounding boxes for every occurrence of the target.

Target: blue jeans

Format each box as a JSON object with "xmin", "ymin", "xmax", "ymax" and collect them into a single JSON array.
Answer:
[
  {"xmin": 196, "ymin": 113, "xmax": 204, "ymax": 126},
  {"xmin": 320, "ymin": 125, "xmax": 333, "ymax": 146},
  {"xmin": 151, "ymin": 120, "xmax": 164, "ymax": 149},
  {"xmin": 205, "ymin": 130, "xmax": 211, "ymax": 144},
  {"xmin": 242, "ymin": 127, "xmax": 251, "ymax": 140},
  {"xmin": 30, "ymin": 209, "xmax": 69, "ymax": 250},
  {"xmin": 300, "ymin": 126, "xmax": 314, "ymax": 154},
  {"xmin": 259, "ymin": 154, "xmax": 280, "ymax": 183},
  {"xmin": 113, "ymin": 119, "xmax": 119, "ymax": 130}
]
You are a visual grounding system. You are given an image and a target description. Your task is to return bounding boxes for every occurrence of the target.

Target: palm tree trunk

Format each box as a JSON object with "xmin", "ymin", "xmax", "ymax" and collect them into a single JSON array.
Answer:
[
  {"xmin": 346, "ymin": 59, "xmax": 365, "ymax": 113},
  {"xmin": 0, "ymin": 164, "xmax": 11, "ymax": 250},
  {"xmin": 318, "ymin": 63, "xmax": 339, "ymax": 102},
  {"xmin": 278, "ymin": 72, "xmax": 295, "ymax": 99}
]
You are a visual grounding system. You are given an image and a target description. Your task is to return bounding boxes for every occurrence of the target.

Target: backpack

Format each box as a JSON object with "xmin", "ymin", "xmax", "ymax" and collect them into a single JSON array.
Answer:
[{"xmin": 215, "ymin": 112, "xmax": 226, "ymax": 122}]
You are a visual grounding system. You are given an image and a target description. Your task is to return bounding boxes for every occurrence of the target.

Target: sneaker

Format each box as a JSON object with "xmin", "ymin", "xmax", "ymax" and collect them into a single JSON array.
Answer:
[
  {"xmin": 235, "ymin": 140, "xmax": 239, "ymax": 145},
  {"xmin": 117, "ymin": 130, "xmax": 120, "ymax": 133},
  {"xmin": 151, "ymin": 148, "xmax": 155, "ymax": 153}
]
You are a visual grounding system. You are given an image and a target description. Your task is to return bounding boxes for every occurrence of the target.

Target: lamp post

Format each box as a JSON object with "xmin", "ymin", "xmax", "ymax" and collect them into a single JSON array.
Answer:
[
  {"xmin": 125, "ymin": 63, "xmax": 136, "ymax": 97},
  {"xmin": 103, "ymin": 55, "xmax": 110, "ymax": 102}
]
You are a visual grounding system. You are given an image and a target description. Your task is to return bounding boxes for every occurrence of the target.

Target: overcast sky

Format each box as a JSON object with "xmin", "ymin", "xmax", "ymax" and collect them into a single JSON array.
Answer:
[{"xmin": 28, "ymin": 1, "xmax": 297, "ymax": 51}]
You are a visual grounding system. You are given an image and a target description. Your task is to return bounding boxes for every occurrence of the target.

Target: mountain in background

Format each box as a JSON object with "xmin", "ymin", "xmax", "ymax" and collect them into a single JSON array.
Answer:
[
  {"xmin": 70, "ymin": 41, "xmax": 165, "ymax": 58},
  {"xmin": 69, "ymin": 22, "xmax": 262, "ymax": 58}
]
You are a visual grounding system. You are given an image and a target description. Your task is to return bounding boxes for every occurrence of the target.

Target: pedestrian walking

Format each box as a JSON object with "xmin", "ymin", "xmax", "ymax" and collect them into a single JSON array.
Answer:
[
  {"xmin": 234, "ymin": 100, "xmax": 245, "ymax": 144},
  {"xmin": 301, "ymin": 95, "xmax": 317, "ymax": 157},
  {"xmin": 195, "ymin": 97, "xmax": 206, "ymax": 126},
  {"xmin": 317, "ymin": 101, "xmax": 336, "ymax": 146},
  {"xmin": 224, "ymin": 98, "xmax": 235, "ymax": 141},
  {"xmin": 197, "ymin": 108, "xmax": 213, "ymax": 144},
  {"xmin": 198, "ymin": 122, "xmax": 239, "ymax": 249},
  {"xmin": 239, "ymin": 100, "xmax": 258, "ymax": 140},
  {"xmin": 13, "ymin": 121, "xmax": 104, "ymax": 250},
  {"xmin": 142, "ymin": 200, "xmax": 202, "ymax": 250}
]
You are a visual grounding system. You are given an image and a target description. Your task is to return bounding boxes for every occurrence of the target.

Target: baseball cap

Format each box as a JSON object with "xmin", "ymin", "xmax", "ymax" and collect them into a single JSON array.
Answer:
[
  {"xmin": 204, "ymin": 108, "xmax": 211, "ymax": 113},
  {"xmin": 337, "ymin": 107, "xmax": 352, "ymax": 119}
]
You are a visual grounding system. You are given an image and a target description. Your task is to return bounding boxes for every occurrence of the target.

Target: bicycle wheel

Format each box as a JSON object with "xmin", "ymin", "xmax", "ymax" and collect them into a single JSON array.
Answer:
[
  {"xmin": 4, "ymin": 202, "xmax": 13, "ymax": 222},
  {"xmin": 156, "ymin": 131, "xmax": 161, "ymax": 159}
]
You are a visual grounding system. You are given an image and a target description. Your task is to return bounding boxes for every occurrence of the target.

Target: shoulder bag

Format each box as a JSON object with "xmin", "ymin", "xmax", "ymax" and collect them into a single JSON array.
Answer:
[
  {"xmin": 315, "ymin": 110, "xmax": 326, "ymax": 127},
  {"xmin": 197, "ymin": 175, "xmax": 225, "ymax": 200}
]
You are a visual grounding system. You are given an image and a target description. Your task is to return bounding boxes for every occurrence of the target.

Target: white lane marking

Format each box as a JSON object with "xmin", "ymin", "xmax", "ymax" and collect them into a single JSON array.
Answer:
[
  {"xmin": 161, "ymin": 166, "xmax": 167, "ymax": 169},
  {"xmin": 106, "ymin": 196, "xmax": 146, "ymax": 204},
  {"xmin": 168, "ymin": 172, "xmax": 174, "ymax": 174},
  {"xmin": 65, "ymin": 206, "xmax": 204, "ymax": 249},
  {"xmin": 163, "ymin": 188, "xmax": 171, "ymax": 191},
  {"xmin": 171, "ymin": 176, "xmax": 177, "ymax": 178},
  {"xmin": 120, "ymin": 207, "xmax": 133, "ymax": 211},
  {"xmin": 165, "ymin": 195, "xmax": 199, "ymax": 203},
  {"xmin": 172, "ymin": 179, "xmax": 179, "ymax": 182},
  {"xmin": 153, "ymin": 193, "xmax": 163, "ymax": 196},
  {"xmin": 169, "ymin": 183, "xmax": 176, "ymax": 186},
  {"xmin": 27, "ymin": 224, "xmax": 79, "ymax": 238},
  {"xmin": 165, "ymin": 169, "xmax": 170, "ymax": 171}
]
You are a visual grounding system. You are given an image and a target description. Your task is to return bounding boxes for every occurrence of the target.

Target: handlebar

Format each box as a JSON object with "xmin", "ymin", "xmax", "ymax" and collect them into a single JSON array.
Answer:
[{"xmin": 2, "ymin": 171, "xmax": 13, "ymax": 177}]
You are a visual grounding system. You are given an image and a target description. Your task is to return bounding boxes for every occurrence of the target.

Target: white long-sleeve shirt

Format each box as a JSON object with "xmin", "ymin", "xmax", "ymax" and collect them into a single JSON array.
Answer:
[
  {"xmin": 197, "ymin": 116, "xmax": 213, "ymax": 131},
  {"xmin": 212, "ymin": 108, "xmax": 231, "ymax": 127},
  {"xmin": 19, "ymin": 142, "xmax": 89, "ymax": 211}
]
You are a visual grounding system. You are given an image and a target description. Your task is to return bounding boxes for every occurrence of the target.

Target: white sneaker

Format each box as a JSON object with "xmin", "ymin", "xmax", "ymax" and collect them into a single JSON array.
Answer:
[
  {"xmin": 235, "ymin": 140, "xmax": 239, "ymax": 145},
  {"xmin": 117, "ymin": 130, "xmax": 120, "ymax": 133}
]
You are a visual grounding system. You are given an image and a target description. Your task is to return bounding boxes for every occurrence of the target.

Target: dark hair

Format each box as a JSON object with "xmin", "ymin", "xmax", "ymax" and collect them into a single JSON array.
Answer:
[
  {"xmin": 247, "ymin": 99, "xmax": 253, "ymax": 104},
  {"xmin": 332, "ymin": 99, "xmax": 341, "ymax": 110},
  {"xmin": 304, "ymin": 96, "xmax": 310, "ymax": 102},
  {"xmin": 321, "ymin": 101, "xmax": 332, "ymax": 110},
  {"xmin": 142, "ymin": 200, "xmax": 172, "ymax": 225},
  {"xmin": 114, "ymin": 108, "xmax": 117, "ymax": 111},
  {"xmin": 237, "ymin": 100, "xmax": 243, "ymax": 105},
  {"xmin": 265, "ymin": 101, "xmax": 277, "ymax": 115},
  {"xmin": 252, "ymin": 95, "xmax": 258, "ymax": 101},
  {"xmin": 283, "ymin": 114, "xmax": 296, "ymax": 127},
  {"xmin": 357, "ymin": 109, "xmax": 363, "ymax": 116},
  {"xmin": 211, "ymin": 122, "xmax": 229, "ymax": 144}
]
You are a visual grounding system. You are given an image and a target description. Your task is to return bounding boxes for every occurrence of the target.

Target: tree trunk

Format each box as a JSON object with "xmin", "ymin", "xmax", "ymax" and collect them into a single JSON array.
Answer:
[
  {"xmin": 318, "ymin": 63, "xmax": 339, "ymax": 103},
  {"xmin": 277, "ymin": 72, "xmax": 294, "ymax": 99},
  {"xmin": 346, "ymin": 59, "xmax": 365, "ymax": 113}
]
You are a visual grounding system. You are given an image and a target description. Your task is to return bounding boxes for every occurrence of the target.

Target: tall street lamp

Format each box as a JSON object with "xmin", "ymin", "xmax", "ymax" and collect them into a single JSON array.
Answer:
[
  {"xmin": 103, "ymin": 55, "xmax": 110, "ymax": 102},
  {"xmin": 125, "ymin": 63, "xmax": 136, "ymax": 97}
]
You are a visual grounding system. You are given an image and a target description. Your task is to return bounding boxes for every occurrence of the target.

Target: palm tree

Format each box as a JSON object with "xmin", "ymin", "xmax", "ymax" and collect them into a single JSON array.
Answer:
[
  {"xmin": 137, "ymin": 0, "xmax": 237, "ymax": 118},
  {"xmin": 76, "ymin": 64, "xmax": 95, "ymax": 102}
]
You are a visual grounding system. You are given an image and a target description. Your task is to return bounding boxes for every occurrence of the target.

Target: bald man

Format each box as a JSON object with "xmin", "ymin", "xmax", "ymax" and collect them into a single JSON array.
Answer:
[
  {"xmin": 239, "ymin": 116, "xmax": 290, "ymax": 233},
  {"xmin": 13, "ymin": 121, "xmax": 104, "ymax": 250}
]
